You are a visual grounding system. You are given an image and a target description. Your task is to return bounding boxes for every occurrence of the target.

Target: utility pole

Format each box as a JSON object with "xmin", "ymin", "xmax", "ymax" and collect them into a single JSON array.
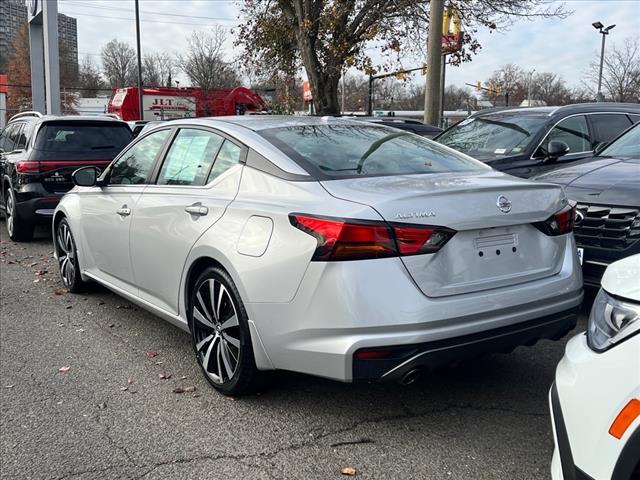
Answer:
[
  {"xmin": 424, "ymin": 0, "xmax": 444, "ymax": 126},
  {"xmin": 527, "ymin": 69, "xmax": 535, "ymax": 106},
  {"xmin": 134, "ymin": 0, "xmax": 144, "ymax": 120}
]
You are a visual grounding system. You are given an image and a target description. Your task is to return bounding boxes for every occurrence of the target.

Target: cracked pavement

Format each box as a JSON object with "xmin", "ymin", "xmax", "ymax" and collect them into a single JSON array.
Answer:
[{"xmin": 0, "ymin": 224, "xmax": 588, "ymax": 479}]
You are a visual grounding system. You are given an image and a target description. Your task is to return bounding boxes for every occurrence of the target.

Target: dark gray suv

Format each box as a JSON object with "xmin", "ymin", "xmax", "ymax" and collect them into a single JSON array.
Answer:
[
  {"xmin": 435, "ymin": 103, "xmax": 640, "ymax": 178},
  {"xmin": 0, "ymin": 112, "xmax": 133, "ymax": 241}
]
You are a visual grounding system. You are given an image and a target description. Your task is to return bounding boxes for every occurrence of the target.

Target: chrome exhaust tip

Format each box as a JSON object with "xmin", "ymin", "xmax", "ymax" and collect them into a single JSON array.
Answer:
[{"xmin": 399, "ymin": 368, "xmax": 421, "ymax": 386}]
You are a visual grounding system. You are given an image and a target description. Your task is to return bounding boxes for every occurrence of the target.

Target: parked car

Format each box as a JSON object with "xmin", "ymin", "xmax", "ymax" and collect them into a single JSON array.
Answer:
[
  {"xmin": 354, "ymin": 117, "xmax": 443, "ymax": 138},
  {"xmin": 435, "ymin": 103, "xmax": 640, "ymax": 178},
  {"xmin": 0, "ymin": 112, "xmax": 133, "ymax": 241},
  {"xmin": 533, "ymin": 122, "xmax": 640, "ymax": 287},
  {"xmin": 549, "ymin": 254, "xmax": 639, "ymax": 480},
  {"xmin": 127, "ymin": 120, "xmax": 149, "ymax": 138},
  {"xmin": 54, "ymin": 116, "xmax": 583, "ymax": 396}
]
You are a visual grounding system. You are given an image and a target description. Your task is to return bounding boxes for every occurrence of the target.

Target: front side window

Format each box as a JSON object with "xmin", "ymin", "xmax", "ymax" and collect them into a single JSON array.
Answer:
[
  {"xmin": 158, "ymin": 129, "xmax": 223, "ymax": 186},
  {"xmin": 261, "ymin": 124, "xmax": 490, "ymax": 179},
  {"xmin": 109, "ymin": 129, "xmax": 170, "ymax": 185},
  {"xmin": 546, "ymin": 115, "xmax": 591, "ymax": 153}
]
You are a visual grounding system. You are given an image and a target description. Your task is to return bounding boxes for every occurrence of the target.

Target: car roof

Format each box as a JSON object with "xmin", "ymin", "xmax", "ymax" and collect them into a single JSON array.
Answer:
[
  {"xmin": 165, "ymin": 115, "xmax": 385, "ymax": 132},
  {"xmin": 472, "ymin": 103, "xmax": 640, "ymax": 119},
  {"xmin": 9, "ymin": 114, "xmax": 128, "ymax": 125}
]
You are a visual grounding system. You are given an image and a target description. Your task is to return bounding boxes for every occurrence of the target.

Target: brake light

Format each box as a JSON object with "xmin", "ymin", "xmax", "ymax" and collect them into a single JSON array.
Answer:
[
  {"xmin": 533, "ymin": 204, "xmax": 576, "ymax": 236},
  {"xmin": 15, "ymin": 161, "xmax": 40, "ymax": 173},
  {"xmin": 290, "ymin": 214, "xmax": 455, "ymax": 261}
]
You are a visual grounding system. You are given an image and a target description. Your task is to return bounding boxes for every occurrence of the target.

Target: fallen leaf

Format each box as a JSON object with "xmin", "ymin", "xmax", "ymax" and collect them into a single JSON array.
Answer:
[
  {"xmin": 120, "ymin": 386, "xmax": 129, "ymax": 391},
  {"xmin": 58, "ymin": 366, "xmax": 70, "ymax": 373},
  {"xmin": 108, "ymin": 323, "xmax": 115, "ymax": 328},
  {"xmin": 184, "ymin": 386, "xmax": 196, "ymax": 393},
  {"xmin": 29, "ymin": 262, "xmax": 37, "ymax": 267},
  {"xmin": 192, "ymin": 393, "xmax": 200, "ymax": 398},
  {"xmin": 33, "ymin": 279, "xmax": 40, "ymax": 284},
  {"xmin": 97, "ymin": 402, "xmax": 107, "ymax": 409},
  {"xmin": 340, "ymin": 467, "xmax": 357, "ymax": 476},
  {"xmin": 35, "ymin": 270, "xmax": 48, "ymax": 276},
  {"xmin": 4, "ymin": 385, "xmax": 15, "ymax": 388},
  {"xmin": 75, "ymin": 328, "xmax": 85, "ymax": 333},
  {"xmin": 65, "ymin": 305, "xmax": 72, "ymax": 309},
  {"xmin": 180, "ymin": 376, "xmax": 187, "ymax": 380},
  {"xmin": 159, "ymin": 373, "xmax": 171, "ymax": 380},
  {"xmin": 173, "ymin": 387, "xmax": 185, "ymax": 394},
  {"xmin": 53, "ymin": 289, "xmax": 67, "ymax": 296},
  {"xmin": 155, "ymin": 361, "xmax": 163, "ymax": 365},
  {"xmin": 146, "ymin": 351, "xmax": 158, "ymax": 358},
  {"xmin": 116, "ymin": 304, "xmax": 132, "ymax": 310},
  {"xmin": 127, "ymin": 378, "xmax": 134, "ymax": 384}
]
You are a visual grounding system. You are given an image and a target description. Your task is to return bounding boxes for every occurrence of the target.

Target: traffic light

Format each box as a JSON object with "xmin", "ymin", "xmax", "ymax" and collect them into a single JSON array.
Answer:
[
  {"xmin": 421, "ymin": 63, "xmax": 428, "ymax": 75},
  {"xmin": 476, "ymin": 81, "xmax": 481, "ymax": 92},
  {"xmin": 395, "ymin": 70, "xmax": 406, "ymax": 81}
]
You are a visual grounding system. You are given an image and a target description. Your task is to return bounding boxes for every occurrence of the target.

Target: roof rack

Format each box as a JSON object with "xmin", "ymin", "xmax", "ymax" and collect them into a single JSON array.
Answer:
[{"xmin": 9, "ymin": 111, "xmax": 43, "ymax": 122}]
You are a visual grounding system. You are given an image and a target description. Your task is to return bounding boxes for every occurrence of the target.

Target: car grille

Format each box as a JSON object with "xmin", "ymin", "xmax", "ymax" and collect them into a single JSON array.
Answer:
[{"xmin": 574, "ymin": 204, "xmax": 640, "ymax": 250}]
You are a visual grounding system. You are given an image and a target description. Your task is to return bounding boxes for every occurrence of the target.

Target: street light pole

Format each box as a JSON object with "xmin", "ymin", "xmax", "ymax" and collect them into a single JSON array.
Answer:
[
  {"xmin": 527, "ymin": 69, "xmax": 535, "ymax": 107},
  {"xmin": 135, "ymin": 0, "xmax": 144, "ymax": 120},
  {"xmin": 592, "ymin": 21, "xmax": 615, "ymax": 102}
]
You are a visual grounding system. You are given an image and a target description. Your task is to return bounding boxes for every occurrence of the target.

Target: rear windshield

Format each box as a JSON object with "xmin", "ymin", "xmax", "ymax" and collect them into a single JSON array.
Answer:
[
  {"xmin": 259, "ymin": 124, "xmax": 490, "ymax": 179},
  {"xmin": 34, "ymin": 121, "xmax": 133, "ymax": 159},
  {"xmin": 436, "ymin": 115, "xmax": 547, "ymax": 160}
]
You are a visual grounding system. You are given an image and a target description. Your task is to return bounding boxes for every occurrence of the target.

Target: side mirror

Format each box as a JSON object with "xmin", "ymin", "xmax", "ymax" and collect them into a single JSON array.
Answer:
[
  {"xmin": 72, "ymin": 166, "xmax": 99, "ymax": 187},
  {"xmin": 593, "ymin": 141, "xmax": 608, "ymax": 155},
  {"xmin": 546, "ymin": 141, "xmax": 570, "ymax": 161}
]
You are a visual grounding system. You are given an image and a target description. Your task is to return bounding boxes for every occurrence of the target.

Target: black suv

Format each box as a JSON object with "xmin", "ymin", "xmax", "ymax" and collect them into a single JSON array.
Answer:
[
  {"xmin": 0, "ymin": 112, "xmax": 133, "ymax": 241},
  {"xmin": 435, "ymin": 103, "xmax": 640, "ymax": 177}
]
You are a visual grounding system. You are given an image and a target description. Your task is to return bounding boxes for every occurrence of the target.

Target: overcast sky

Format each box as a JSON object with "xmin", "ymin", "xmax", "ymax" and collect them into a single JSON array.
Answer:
[{"xmin": 58, "ymin": 0, "xmax": 640, "ymax": 93}]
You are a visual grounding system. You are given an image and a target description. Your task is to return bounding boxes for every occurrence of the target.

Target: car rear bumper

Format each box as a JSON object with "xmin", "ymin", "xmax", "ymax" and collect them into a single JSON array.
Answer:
[
  {"xmin": 248, "ymin": 237, "xmax": 584, "ymax": 382},
  {"xmin": 355, "ymin": 308, "xmax": 578, "ymax": 381},
  {"xmin": 15, "ymin": 195, "xmax": 62, "ymax": 223}
]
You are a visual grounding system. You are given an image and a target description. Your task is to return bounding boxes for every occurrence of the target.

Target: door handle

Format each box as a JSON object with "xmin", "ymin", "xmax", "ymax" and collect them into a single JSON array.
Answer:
[
  {"xmin": 116, "ymin": 205, "xmax": 131, "ymax": 217},
  {"xmin": 184, "ymin": 203, "xmax": 208, "ymax": 216}
]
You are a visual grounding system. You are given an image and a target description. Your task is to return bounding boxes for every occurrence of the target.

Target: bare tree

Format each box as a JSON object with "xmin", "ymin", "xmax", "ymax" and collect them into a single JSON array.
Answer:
[
  {"xmin": 78, "ymin": 55, "xmax": 107, "ymax": 98},
  {"xmin": 443, "ymin": 85, "xmax": 474, "ymax": 110},
  {"xmin": 585, "ymin": 37, "xmax": 640, "ymax": 102},
  {"xmin": 484, "ymin": 64, "xmax": 526, "ymax": 105},
  {"xmin": 142, "ymin": 52, "xmax": 175, "ymax": 87},
  {"xmin": 178, "ymin": 28, "xmax": 240, "ymax": 91},
  {"xmin": 101, "ymin": 39, "xmax": 137, "ymax": 88},
  {"xmin": 531, "ymin": 72, "xmax": 571, "ymax": 105}
]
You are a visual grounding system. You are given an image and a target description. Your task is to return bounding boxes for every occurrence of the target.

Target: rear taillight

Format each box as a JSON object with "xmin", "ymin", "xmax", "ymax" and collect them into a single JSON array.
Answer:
[
  {"xmin": 290, "ymin": 214, "xmax": 455, "ymax": 261},
  {"xmin": 534, "ymin": 204, "xmax": 576, "ymax": 236},
  {"xmin": 15, "ymin": 161, "xmax": 40, "ymax": 173}
]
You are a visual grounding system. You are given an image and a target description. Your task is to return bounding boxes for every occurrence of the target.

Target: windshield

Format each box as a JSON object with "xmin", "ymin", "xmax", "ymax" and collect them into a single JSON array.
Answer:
[
  {"xmin": 437, "ymin": 115, "xmax": 547, "ymax": 159},
  {"xmin": 34, "ymin": 121, "xmax": 133, "ymax": 158},
  {"xmin": 260, "ymin": 124, "xmax": 490, "ymax": 179},
  {"xmin": 600, "ymin": 123, "xmax": 640, "ymax": 157}
]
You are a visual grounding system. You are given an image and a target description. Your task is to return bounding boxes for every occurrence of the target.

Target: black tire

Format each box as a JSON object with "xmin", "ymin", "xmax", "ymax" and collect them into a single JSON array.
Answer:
[
  {"xmin": 4, "ymin": 188, "xmax": 34, "ymax": 242},
  {"xmin": 189, "ymin": 266, "xmax": 263, "ymax": 396},
  {"xmin": 55, "ymin": 217, "xmax": 88, "ymax": 293}
]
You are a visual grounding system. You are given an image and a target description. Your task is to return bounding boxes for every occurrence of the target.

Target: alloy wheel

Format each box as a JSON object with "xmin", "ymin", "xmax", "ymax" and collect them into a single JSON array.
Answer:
[
  {"xmin": 5, "ymin": 192, "xmax": 14, "ymax": 237},
  {"xmin": 192, "ymin": 279, "xmax": 241, "ymax": 384},
  {"xmin": 56, "ymin": 221, "xmax": 76, "ymax": 288}
]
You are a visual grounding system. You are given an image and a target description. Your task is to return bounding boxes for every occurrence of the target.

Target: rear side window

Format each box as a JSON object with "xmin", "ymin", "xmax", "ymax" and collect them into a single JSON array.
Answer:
[
  {"xmin": 207, "ymin": 140, "xmax": 242, "ymax": 183},
  {"xmin": 590, "ymin": 114, "xmax": 632, "ymax": 144},
  {"xmin": 1, "ymin": 123, "xmax": 23, "ymax": 152},
  {"xmin": 158, "ymin": 129, "xmax": 223, "ymax": 186},
  {"xmin": 547, "ymin": 115, "xmax": 591, "ymax": 153},
  {"xmin": 34, "ymin": 121, "xmax": 133, "ymax": 156},
  {"xmin": 260, "ymin": 124, "xmax": 489, "ymax": 179}
]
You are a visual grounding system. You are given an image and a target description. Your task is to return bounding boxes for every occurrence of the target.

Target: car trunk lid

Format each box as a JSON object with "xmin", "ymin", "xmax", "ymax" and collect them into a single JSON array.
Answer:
[{"xmin": 321, "ymin": 171, "xmax": 569, "ymax": 297}]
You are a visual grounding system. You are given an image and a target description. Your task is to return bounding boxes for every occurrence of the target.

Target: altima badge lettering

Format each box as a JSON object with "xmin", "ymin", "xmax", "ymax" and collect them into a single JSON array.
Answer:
[
  {"xmin": 396, "ymin": 211, "xmax": 436, "ymax": 220},
  {"xmin": 496, "ymin": 195, "xmax": 512, "ymax": 213}
]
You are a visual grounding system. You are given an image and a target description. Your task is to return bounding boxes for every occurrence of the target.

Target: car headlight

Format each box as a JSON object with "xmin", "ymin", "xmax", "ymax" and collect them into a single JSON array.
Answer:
[{"xmin": 587, "ymin": 288, "xmax": 640, "ymax": 352}]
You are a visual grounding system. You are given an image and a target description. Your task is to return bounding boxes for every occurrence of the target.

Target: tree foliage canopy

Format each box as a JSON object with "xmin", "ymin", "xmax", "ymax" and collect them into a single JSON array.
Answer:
[{"xmin": 236, "ymin": 0, "xmax": 569, "ymax": 113}]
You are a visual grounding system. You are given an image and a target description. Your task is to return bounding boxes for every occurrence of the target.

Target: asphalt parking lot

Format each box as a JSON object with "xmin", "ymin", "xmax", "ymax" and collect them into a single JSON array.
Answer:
[{"xmin": 0, "ymin": 223, "xmax": 588, "ymax": 480}]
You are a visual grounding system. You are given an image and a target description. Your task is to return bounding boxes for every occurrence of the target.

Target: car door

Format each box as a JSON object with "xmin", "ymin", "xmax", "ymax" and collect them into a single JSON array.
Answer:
[
  {"xmin": 78, "ymin": 128, "xmax": 171, "ymax": 293},
  {"xmin": 130, "ymin": 127, "xmax": 245, "ymax": 315},
  {"xmin": 529, "ymin": 115, "xmax": 593, "ymax": 176}
]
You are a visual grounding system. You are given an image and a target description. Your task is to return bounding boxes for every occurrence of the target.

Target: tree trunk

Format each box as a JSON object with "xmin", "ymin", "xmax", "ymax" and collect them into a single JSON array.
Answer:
[{"xmin": 312, "ymin": 73, "xmax": 341, "ymax": 114}]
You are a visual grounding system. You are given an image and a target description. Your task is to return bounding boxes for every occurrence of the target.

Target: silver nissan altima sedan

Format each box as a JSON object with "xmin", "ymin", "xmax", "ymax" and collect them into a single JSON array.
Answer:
[{"xmin": 53, "ymin": 116, "xmax": 583, "ymax": 396}]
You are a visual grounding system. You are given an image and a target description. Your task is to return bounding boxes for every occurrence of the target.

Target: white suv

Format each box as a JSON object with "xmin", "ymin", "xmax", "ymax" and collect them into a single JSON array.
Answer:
[{"xmin": 550, "ymin": 254, "xmax": 639, "ymax": 480}]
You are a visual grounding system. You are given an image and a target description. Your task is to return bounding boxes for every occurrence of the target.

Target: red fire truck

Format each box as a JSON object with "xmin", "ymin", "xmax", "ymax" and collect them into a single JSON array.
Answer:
[{"xmin": 107, "ymin": 86, "xmax": 267, "ymax": 121}]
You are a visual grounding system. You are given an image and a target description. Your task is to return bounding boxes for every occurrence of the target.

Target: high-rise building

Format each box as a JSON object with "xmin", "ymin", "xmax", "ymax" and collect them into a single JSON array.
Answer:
[{"xmin": 0, "ymin": 0, "xmax": 78, "ymax": 73}]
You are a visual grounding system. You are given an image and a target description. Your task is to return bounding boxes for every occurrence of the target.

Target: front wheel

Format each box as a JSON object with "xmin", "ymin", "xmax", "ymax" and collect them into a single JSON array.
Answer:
[
  {"xmin": 189, "ymin": 267, "xmax": 263, "ymax": 396},
  {"xmin": 55, "ymin": 218, "xmax": 88, "ymax": 293},
  {"xmin": 4, "ymin": 189, "xmax": 34, "ymax": 242}
]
